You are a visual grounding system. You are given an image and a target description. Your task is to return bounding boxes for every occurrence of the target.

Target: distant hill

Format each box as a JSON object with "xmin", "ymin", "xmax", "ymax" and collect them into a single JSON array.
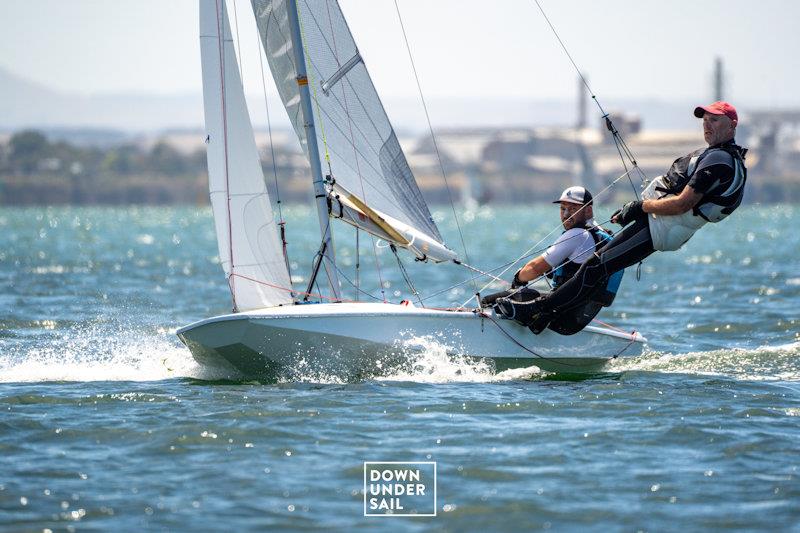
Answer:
[
  {"xmin": 0, "ymin": 65, "xmax": 699, "ymax": 134},
  {"xmin": 0, "ymin": 66, "xmax": 205, "ymax": 132}
]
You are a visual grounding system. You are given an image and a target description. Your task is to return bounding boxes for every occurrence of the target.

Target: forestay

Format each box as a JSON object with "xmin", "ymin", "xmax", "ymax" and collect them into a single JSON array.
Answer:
[
  {"xmin": 251, "ymin": 0, "xmax": 455, "ymax": 261},
  {"xmin": 200, "ymin": 0, "xmax": 293, "ymax": 311}
]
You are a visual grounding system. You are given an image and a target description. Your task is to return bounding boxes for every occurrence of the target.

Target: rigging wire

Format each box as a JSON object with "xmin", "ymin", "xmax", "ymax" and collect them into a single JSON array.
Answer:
[
  {"xmin": 213, "ymin": 0, "xmax": 237, "ymax": 311},
  {"xmin": 421, "ymin": 218, "xmax": 614, "ymax": 304},
  {"xmin": 392, "ymin": 0, "xmax": 476, "ymax": 293},
  {"xmin": 322, "ymin": 0, "xmax": 389, "ymax": 303},
  {"xmin": 532, "ymin": 0, "xmax": 648, "ymax": 193},
  {"xmin": 254, "ymin": 6, "xmax": 293, "ymax": 284},
  {"xmin": 429, "ymin": 2, "xmax": 654, "ymax": 308},
  {"xmin": 354, "ymin": 226, "xmax": 360, "ymax": 300},
  {"xmin": 462, "ymin": 168, "xmax": 635, "ymax": 307},
  {"xmin": 332, "ymin": 260, "xmax": 385, "ymax": 302},
  {"xmin": 295, "ymin": 3, "xmax": 342, "ymax": 299},
  {"xmin": 531, "ymin": 0, "xmax": 653, "ymax": 279},
  {"xmin": 391, "ymin": 244, "xmax": 424, "ymax": 307}
]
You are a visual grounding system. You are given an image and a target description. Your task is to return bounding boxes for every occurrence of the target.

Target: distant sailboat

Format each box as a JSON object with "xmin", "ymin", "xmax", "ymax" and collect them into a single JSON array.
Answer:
[{"xmin": 177, "ymin": 0, "xmax": 645, "ymax": 379}]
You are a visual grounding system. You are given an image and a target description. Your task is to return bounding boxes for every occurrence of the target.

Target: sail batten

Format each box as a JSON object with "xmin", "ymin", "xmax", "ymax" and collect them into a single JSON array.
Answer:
[
  {"xmin": 200, "ymin": 0, "xmax": 293, "ymax": 311},
  {"xmin": 251, "ymin": 0, "xmax": 454, "ymax": 258},
  {"xmin": 321, "ymin": 52, "xmax": 362, "ymax": 94}
]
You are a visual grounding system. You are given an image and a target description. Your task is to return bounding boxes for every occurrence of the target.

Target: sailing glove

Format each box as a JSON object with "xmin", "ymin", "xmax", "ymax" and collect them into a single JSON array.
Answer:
[
  {"xmin": 612, "ymin": 200, "xmax": 644, "ymax": 226},
  {"xmin": 511, "ymin": 270, "xmax": 527, "ymax": 289}
]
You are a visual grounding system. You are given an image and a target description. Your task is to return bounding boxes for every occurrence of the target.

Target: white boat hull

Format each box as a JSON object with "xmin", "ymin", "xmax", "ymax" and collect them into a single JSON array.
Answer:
[{"xmin": 177, "ymin": 303, "xmax": 645, "ymax": 379}]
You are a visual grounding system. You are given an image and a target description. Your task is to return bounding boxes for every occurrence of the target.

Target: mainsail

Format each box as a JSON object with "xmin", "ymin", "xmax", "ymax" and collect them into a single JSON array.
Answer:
[
  {"xmin": 251, "ymin": 0, "xmax": 456, "ymax": 262},
  {"xmin": 200, "ymin": 0, "xmax": 293, "ymax": 311}
]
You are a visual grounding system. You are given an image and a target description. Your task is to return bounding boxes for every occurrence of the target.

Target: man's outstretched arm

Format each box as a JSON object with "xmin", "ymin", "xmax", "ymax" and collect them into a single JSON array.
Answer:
[
  {"xmin": 516, "ymin": 256, "xmax": 552, "ymax": 284},
  {"xmin": 612, "ymin": 185, "xmax": 703, "ymax": 224},
  {"xmin": 643, "ymin": 185, "xmax": 703, "ymax": 215}
]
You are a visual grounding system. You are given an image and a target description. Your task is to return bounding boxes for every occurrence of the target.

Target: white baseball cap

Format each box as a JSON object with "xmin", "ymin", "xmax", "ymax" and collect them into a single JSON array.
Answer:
[{"xmin": 553, "ymin": 186, "xmax": 593, "ymax": 205}]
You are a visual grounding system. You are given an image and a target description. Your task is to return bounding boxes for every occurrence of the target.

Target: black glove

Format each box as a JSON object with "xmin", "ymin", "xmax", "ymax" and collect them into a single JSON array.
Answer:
[
  {"xmin": 612, "ymin": 200, "xmax": 644, "ymax": 226},
  {"xmin": 511, "ymin": 270, "xmax": 527, "ymax": 289}
]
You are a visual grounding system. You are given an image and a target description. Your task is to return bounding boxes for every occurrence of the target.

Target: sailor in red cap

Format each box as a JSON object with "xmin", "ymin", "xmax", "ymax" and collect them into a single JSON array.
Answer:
[{"xmin": 515, "ymin": 102, "xmax": 748, "ymax": 334}]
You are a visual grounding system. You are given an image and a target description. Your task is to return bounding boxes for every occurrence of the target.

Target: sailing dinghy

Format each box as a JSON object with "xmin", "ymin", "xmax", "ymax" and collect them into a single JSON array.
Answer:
[{"xmin": 177, "ymin": 0, "xmax": 646, "ymax": 379}]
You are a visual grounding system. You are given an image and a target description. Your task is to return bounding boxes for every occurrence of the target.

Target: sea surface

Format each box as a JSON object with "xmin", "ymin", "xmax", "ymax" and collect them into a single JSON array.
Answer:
[{"xmin": 1, "ymin": 204, "xmax": 799, "ymax": 531}]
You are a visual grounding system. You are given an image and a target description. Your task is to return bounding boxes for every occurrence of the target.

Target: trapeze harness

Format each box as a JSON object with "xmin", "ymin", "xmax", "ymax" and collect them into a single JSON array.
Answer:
[
  {"xmin": 487, "ymin": 222, "xmax": 623, "ymax": 335},
  {"xmin": 642, "ymin": 141, "xmax": 747, "ymax": 251},
  {"xmin": 548, "ymin": 223, "xmax": 624, "ymax": 307}
]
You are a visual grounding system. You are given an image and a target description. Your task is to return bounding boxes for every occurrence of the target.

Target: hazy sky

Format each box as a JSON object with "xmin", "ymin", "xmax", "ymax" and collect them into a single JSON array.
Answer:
[{"xmin": 1, "ymin": 0, "xmax": 798, "ymax": 107}]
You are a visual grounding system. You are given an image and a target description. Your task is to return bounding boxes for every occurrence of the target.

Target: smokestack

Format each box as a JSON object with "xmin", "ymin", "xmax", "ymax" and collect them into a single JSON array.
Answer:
[
  {"xmin": 577, "ymin": 73, "xmax": 587, "ymax": 129},
  {"xmin": 714, "ymin": 57, "xmax": 724, "ymax": 101}
]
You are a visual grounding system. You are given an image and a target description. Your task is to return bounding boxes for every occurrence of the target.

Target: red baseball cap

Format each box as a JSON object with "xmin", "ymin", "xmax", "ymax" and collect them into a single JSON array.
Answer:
[{"xmin": 693, "ymin": 101, "xmax": 738, "ymax": 122}]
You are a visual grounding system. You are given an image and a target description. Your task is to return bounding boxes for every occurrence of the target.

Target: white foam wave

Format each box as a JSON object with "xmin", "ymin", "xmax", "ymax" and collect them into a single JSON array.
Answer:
[
  {"xmin": 376, "ymin": 335, "xmax": 542, "ymax": 384},
  {"xmin": 607, "ymin": 341, "xmax": 800, "ymax": 381},
  {"xmin": 0, "ymin": 326, "xmax": 227, "ymax": 383}
]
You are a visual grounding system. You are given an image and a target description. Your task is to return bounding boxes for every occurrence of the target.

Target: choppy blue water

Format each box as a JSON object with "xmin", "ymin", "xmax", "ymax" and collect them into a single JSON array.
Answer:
[{"xmin": 1, "ymin": 205, "xmax": 799, "ymax": 531}]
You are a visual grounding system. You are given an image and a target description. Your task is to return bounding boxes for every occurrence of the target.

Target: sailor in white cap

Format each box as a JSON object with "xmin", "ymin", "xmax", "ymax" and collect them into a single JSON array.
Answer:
[{"xmin": 484, "ymin": 186, "xmax": 622, "ymax": 335}]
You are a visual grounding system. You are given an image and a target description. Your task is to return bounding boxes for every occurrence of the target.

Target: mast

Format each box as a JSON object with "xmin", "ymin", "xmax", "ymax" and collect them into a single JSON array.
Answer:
[{"xmin": 285, "ymin": 0, "xmax": 341, "ymax": 300}]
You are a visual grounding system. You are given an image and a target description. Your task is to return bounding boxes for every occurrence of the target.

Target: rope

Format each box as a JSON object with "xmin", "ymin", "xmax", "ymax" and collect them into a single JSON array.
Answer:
[
  {"xmin": 482, "ymin": 312, "xmax": 638, "ymax": 367},
  {"xmin": 391, "ymin": 244, "xmax": 424, "ymax": 307},
  {"xmin": 392, "ymin": 0, "xmax": 476, "ymax": 294},
  {"xmin": 420, "ymin": 260, "xmax": 520, "ymax": 304},
  {"xmin": 590, "ymin": 318, "xmax": 635, "ymax": 335}
]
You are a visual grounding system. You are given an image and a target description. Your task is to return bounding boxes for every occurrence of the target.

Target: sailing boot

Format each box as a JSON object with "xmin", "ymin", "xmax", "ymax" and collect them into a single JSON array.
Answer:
[
  {"xmin": 528, "ymin": 311, "xmax": 556, "ymax": 335},
  {"xmin": 481, "ymin": 290, "xmax": 513, "ymax": 307},
  {"xmin": 494, "ymin": 297, "xmax": 544, "ymax": 327},
  {"xmin": 493, "ymin": 297, "xmax": 517, "ymax": 321}
]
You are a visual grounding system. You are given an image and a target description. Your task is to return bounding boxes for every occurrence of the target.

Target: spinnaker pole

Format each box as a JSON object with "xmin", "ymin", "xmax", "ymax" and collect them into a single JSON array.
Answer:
[{"xmin": 285, "ymin": 0, "xmax": 341, "ymax": 300}]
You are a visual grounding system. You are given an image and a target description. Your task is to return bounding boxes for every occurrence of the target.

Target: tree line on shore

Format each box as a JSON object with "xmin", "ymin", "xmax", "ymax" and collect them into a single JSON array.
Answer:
[
  {"xmin": 0, "ymin": 129, "xmax": 315, "ymax": 205},
  {"xmin": 2, "ymin": 128, "xmax": 798, "ymax": 205},
  {"xmin": 0, "ymin": 130, "xmax": 213, "ymax": 205}
]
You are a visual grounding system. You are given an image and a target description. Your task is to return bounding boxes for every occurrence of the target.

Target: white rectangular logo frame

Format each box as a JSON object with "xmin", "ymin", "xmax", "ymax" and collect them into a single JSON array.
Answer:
[{"xmin": 363, "ymin": 461, "xmax": 437, "ymax": 517}]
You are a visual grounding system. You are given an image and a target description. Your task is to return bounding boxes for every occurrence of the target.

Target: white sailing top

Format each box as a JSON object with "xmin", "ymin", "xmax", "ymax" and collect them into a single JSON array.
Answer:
[{"xmin": 541, "ymin": 219, "xmax": 599, "ymax": 268}]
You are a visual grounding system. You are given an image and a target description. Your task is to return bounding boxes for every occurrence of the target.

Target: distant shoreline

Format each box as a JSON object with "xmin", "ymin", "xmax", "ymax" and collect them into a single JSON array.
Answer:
[{"xmin": 3, "ymin": 128, "xmax": 800, "ymax": 206}]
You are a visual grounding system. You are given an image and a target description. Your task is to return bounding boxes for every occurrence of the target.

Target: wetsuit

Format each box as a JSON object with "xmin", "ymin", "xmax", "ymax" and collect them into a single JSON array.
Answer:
[{"xmin": 530, "ymin": 140, "xmax": 747, "ymax": 327}]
